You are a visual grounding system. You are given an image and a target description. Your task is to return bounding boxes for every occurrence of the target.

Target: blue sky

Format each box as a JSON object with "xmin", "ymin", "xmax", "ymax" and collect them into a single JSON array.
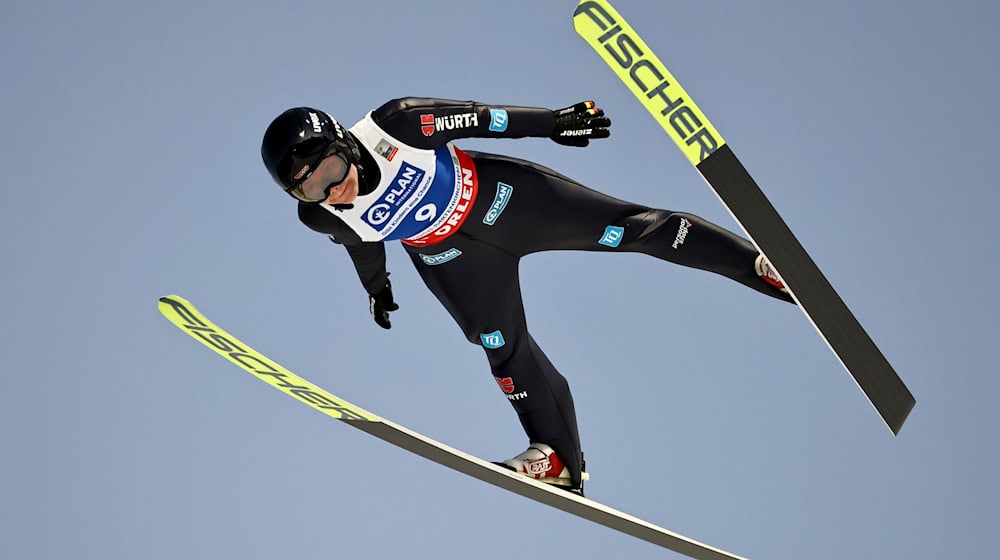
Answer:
[{"xmin": 3, "ymin": 1, "xmax": 999, "ymax": 558}]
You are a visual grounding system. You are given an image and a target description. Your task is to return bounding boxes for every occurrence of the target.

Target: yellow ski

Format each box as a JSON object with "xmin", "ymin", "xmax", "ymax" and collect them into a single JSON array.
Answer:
[
  {"xmin": 574, "ymin": 0, "xmax": 914, "ymax": 434},
  {"xmin": 158, "ymin": 295, "xmax": 748, "ymax": 560}
]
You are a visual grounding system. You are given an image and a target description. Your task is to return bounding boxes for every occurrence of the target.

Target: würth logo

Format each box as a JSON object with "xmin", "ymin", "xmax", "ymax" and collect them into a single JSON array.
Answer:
[
  {"xmin": 495, "ymin": 376, "xmax": 527, "ymax": 401},
  {"xmin": 495, "ymin": 376, "xmax": 515, "ymax": 394},
  {"xmin": 420, "ymin": 112, "xmax": 479, "ymax": 136},
  {"xmin": 420, "ymin": 114, "xmax": 435, "ymax": 136}
]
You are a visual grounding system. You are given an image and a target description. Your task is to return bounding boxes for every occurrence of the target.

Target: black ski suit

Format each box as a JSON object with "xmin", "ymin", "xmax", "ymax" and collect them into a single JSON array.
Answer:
[{"xmin": 298, "ymin": 97, "xmax": 792, "ymax": 488}]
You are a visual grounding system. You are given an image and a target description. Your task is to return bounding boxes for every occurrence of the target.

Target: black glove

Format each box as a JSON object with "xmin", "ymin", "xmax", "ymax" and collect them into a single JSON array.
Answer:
[
  {"xmin": 550, "ymin": 101, "xmax": 611, "ymax": 147},
  {"xmin": 369, "ymin": 279, "xmax": 400, "ymax": 329}
]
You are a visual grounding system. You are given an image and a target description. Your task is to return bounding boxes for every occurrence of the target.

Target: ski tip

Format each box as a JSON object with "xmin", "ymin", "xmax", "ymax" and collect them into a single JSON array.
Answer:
[{"xmin": 158, "ymin": 294, "xmax": 187, "ymax": 306}]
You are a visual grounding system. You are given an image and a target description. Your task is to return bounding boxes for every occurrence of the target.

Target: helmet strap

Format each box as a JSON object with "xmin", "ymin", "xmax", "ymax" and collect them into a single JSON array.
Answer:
[{"xmin": 353, "ymin": 139, "xmax": 381, "ymax": 196}]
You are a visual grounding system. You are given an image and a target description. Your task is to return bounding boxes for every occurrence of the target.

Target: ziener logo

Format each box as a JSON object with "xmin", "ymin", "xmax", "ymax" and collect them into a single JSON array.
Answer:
[{"xmin": 672, "ymin": 217, "xmax": 691, "ymax": 249}]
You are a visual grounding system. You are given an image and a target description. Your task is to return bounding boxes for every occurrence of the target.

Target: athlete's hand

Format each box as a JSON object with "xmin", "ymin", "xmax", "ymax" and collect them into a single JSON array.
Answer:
[
  {"xmin": 369, "ymin": 279, "xmax": 400, "ymax": 330},
  {"xmin": 550, "ymin": 101, "xmax": 611, "ymax": 147}
]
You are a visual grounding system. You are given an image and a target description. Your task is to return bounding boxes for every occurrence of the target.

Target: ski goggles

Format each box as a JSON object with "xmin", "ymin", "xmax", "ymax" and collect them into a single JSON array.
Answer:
[{"xmin": 287, "ymin": 150, "xmax": 351, "ymax": 203}]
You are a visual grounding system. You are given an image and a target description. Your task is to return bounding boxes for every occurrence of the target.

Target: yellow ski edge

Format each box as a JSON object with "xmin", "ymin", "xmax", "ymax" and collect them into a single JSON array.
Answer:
[
  {"xmin": 157, "ymin": 295, "xmax": 380, "ymax": 423},
  {"xmin": 159, "ymin": 294, "xmax": 751, "ymax": 558},
  {"xmin": 573, "ymin": 0, "xmax": 725, "ymax": 166}
]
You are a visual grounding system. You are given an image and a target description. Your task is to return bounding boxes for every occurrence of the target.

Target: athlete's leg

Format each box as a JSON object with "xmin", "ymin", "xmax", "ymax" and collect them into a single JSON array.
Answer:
[
  {"xmin": 403, "ymin": 236, "xmax": 585, "ymax": 487},
  {"xmin": 611, "ymin": 208, "xmax": 793, "ymax": 301},
  {"xmin": 463, "ymin": 152, "xmax": 792, "ymax": 302}
]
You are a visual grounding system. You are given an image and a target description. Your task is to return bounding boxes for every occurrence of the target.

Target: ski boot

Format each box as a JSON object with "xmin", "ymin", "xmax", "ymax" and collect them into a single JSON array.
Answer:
[
  {"xmin": 496, "ymin": 443, "xmax": 588, "ymax": 494},
  {"xmin": 755, "ymin": 254, "xmax": 788, "ymax": 294}
]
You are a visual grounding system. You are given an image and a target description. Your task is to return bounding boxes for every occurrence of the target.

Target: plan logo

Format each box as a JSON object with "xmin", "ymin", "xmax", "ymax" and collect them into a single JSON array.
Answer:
[
  {"xmin": 599, "ymin": 225, "xmax": 625, "ymax": 248},
  {"xmin": 419, "ymin": 248, "xmax": 462, "ymax": 266},
  {"xmin": 483, "ymin": 182, "xmax": 513, "ymax": 225},
  {"xmin": 363, "ymin": 162, "xmax": 425, "ymax": 230},
  {"xmin": 489, "ymin": 109, "xmax": 509, "ymax": 132},
  {"xmin": 366, "ymin": 203, "xmax": 392, "ymax": 226}
]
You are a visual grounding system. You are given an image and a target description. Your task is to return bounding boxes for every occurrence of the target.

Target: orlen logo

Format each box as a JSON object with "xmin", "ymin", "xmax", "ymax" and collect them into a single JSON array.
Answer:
[
  {"xmin": 403, "ymin": 147, "xmax": 478, "ymax": 247},
  {"xmin": 429, "ymin": 167, "xmax": 474, "ymax": 238}
]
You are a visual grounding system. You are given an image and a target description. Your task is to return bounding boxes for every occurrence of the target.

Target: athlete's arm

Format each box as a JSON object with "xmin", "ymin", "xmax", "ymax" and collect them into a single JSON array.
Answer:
[
  {"xmin": 298, "ymin": 202, "xmax": 389, "ymax": 297},
  {"xmin": 369, "ymin": 97, "xmax": 610, "ymax": 148}
]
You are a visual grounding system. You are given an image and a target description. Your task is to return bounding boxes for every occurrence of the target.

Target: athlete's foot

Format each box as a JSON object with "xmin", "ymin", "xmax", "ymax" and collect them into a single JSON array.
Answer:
[
  {"xmin": 755, "ymin": 254, "xmax": 788, "ymax": 294},
  {"xmin": 496, "ymin": 443, "xmax": 588, "ymax": 491}
]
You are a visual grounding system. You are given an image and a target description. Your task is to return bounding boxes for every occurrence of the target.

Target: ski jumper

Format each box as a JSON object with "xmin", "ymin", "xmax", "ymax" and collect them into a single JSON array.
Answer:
[{"xmin": 298, "ymin": 98, "xmax": 792, "ymax": 487}]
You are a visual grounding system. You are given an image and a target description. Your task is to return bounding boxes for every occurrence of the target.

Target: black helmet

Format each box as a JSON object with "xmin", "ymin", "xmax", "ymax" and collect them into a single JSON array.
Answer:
[{"xmin": 261, "ymin": 107, "xmax": 362, "ymax": 201}]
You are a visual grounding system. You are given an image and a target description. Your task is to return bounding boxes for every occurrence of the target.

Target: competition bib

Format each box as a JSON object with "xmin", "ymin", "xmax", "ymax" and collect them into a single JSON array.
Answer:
[{"xmin": 320, "ymin": 114, "xmax": 478, "ymax": 245}]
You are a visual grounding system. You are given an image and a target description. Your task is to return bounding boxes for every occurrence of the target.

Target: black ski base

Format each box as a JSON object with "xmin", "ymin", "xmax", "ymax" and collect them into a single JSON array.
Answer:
[{"xmin": 697, "ymin": 145, "xmax": 915, "ymax": 433}]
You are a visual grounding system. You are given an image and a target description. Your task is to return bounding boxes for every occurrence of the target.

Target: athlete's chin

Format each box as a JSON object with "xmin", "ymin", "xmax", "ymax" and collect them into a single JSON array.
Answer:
[{"xmin": 324, "ymin": 184, "xmax": 358, "ymax": 205}]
